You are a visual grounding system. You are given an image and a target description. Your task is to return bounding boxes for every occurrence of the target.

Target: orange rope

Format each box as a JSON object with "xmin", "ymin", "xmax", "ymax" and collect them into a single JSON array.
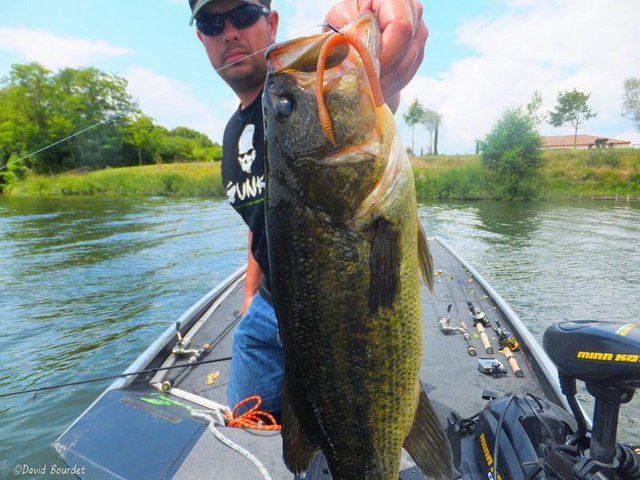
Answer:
[
  {"xmin": 225, "ymin": 396, "xmax": 281, "ymax": 431},
  {"xmin": 316, "ymin": 28, "xmax": 385, "ymax": 146}
]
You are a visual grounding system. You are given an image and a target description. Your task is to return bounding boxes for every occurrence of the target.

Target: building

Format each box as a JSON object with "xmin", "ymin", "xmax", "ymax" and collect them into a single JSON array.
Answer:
[{"xmin": 542, "ymin": 134, "xmax": 631, "ymax": 150}]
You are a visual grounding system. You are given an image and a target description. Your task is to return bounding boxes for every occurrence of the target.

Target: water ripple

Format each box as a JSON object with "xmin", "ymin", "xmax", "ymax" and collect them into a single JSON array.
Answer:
[{"xmin": 0, "ymin": 197, "xmax": 638, "ymax": 472}]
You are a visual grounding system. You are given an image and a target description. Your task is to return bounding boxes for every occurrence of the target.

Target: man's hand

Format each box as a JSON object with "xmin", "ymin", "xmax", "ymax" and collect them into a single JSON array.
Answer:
[{"xmin": 324, "ymin": 0, "xmax": 428, "ymax": 111}]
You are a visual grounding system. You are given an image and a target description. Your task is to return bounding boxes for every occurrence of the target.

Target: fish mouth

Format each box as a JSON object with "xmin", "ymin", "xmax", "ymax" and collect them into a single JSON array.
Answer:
[
  {"xmin": 314, "ymin": 17, "xmax": 384, "ymax": 146},
  {"xmin": 266, "ymin": 13, "xmax": 383, "ymax": 147}
]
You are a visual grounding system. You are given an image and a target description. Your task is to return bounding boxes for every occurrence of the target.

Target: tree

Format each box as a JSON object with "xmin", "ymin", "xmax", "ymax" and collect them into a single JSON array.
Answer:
[
  {"xmin": 548, "ymin": 88, "xmax": 596, "ymax": 148},
  {"xmin": 421, "ymin": 109, "xmax": 441, "ymax": 155},
  {"xmin": 433, "ymin": 116, "xmax": 440, "ymax": 155},
  {"xmin": 403, "ymin": 98, "xmax": 426, "ymax": 155},
  {"xmin": 479, "ymin": 106, "xmax": 543, "ymax": 198},
  {"xmin": 0, "ymin": 63, "xmax": 64, "ymax": 173},
  {"xmin": 622, "ymin": 77, "xmax": 640, "ymax": 134},
  {"xmin": 54, "ymin": 66, "xmax": 139, "ymax": 168},
  {"xmin": 123, "ymin": 115, "xmax": 162, "ymax": 165},
  {"xmin": 0, "ymin": 62, "xmax": 220, "ymax": 173},
  {"xmin": 526, "ymin": 90, "xmax": 546, "ymax": 126},
  {"xmin": 0, "ymin": 63, "xmax": 138, "ymax": 172},
  {"xmin": 169, "ymin": 126, "xmax": 214, "ymax": 147}
]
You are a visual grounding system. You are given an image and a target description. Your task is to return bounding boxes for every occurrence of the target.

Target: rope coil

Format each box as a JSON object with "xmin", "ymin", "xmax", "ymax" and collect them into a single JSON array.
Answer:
[{"xmin": 226, "ymin": 396, "xmax": 281, "ymax": 431}]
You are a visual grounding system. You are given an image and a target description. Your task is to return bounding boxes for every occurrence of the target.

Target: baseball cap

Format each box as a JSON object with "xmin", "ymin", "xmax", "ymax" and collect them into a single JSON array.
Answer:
[{"xmin": 189, "ymin": 0, "xmax": 271, "ymax": 25}]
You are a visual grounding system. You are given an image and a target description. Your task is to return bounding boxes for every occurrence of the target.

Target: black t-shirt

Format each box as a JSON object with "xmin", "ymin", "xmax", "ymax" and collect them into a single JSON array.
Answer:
[{"xmin": 221, "ymin": 95, "xmax": 269, "ymax": 285}]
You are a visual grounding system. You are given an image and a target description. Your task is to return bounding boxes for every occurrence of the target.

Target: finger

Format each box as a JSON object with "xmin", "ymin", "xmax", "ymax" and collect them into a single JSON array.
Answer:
[
  {"xmin": 379, "ymin": 21, "xmax": 427, "ymax": 98},
  {"xmin": 374, "ymin": 0, "xmax": 424, "ymax": 69},
  {"xmin": 323, "ymin": 0, "xmax": 360, "ymax": 31}
]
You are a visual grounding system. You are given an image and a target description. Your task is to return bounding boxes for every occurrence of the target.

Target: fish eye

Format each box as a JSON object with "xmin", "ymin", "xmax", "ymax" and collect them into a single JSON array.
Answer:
[{"xmin": 274, "ymin": 96, "xmax": 295, "ymax": 121}]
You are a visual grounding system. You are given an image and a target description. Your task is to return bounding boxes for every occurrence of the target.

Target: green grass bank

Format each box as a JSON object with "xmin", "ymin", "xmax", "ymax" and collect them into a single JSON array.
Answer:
[
  {"xmin": 5, "ymin": 149, "xmax": 640, "ymax": 200},
  {"xmin": 6, "ymin": 162, "xmax": 226, "ymax": 197},
  {"xmin": 411, "ymin": 149, "xmax": 640, "ymax": 200}
]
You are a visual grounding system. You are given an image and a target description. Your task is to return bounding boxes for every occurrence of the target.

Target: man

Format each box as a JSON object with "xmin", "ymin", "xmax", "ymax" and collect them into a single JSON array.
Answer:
[{"xmin": 189, "ymin": 0, "xmax": 427, "ymax": 418}]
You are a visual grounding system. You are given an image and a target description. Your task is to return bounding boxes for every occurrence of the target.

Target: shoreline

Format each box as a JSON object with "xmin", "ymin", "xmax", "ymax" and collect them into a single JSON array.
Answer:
[{"xmin": 3, "ymin": 149, "xmax": 639, "ymax": 201}]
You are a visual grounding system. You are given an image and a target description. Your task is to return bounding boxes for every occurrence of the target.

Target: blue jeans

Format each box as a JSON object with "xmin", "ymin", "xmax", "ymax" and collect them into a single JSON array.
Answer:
[{"xmin": 227, "ymin": 292, "xmax": 283, "ymax": 417}]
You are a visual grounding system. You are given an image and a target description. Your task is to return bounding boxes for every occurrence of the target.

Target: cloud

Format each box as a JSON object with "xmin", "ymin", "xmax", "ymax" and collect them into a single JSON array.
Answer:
[
  {"xmin": 125, "ymin": 67, "xmax": 228, "ymax": 140},
  {"xmin": 400, "ymin": 0, "xmax": 640, "ymax": 154},
  {"xmin": 275, "ymin": 0, "xmax": 328, "ymax": 39},
  {"xmin": 0, "ymin": 27, "xmax": 134, "ymax": 70}
]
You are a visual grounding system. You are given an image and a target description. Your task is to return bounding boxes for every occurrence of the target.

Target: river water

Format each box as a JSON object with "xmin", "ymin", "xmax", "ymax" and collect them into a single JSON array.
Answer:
[{"xmin": 0, "ymin": 196, "xmax": 638, "ymax": 478}]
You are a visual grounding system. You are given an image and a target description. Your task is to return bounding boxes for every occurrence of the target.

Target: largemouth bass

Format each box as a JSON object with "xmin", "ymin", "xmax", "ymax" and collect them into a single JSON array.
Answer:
[{"xmin": 263, "ymin": 12, "xmax": 454, "ymax": 480}]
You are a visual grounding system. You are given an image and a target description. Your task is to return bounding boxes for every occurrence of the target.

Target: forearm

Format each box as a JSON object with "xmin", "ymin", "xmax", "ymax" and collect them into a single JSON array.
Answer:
[{"xmin": 242, "ymin": 230, "xmax": 263, "ymax": 313}]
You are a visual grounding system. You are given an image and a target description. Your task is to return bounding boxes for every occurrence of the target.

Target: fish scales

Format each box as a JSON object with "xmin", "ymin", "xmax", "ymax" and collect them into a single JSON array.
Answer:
[{"xmin": 264, "ymin": 12, "xmax": 454, "ymax": 480}]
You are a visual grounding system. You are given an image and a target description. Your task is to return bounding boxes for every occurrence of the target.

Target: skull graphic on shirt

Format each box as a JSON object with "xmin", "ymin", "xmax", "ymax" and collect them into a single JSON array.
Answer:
[{"xmin": 237, "ymin": 124, "xmax": 256, "ymax": 173}]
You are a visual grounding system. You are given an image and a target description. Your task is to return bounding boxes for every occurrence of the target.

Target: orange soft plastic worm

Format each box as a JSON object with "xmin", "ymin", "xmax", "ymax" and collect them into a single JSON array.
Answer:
[{"xmin": 316, "ymin": 28, "xmax": 385, "ymax": 146}]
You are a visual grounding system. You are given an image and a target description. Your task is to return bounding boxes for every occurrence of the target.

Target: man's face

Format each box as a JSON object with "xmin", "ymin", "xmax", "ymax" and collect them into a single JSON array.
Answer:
[{"xmin": 196, "ymin": 0, "xmax": 278, "ymax": 95}]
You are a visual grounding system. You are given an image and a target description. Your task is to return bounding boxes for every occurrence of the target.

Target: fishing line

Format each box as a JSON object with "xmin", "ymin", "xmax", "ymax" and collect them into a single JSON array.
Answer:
[
  {"xmin": 0, "ymin": 111, "xmax": 131, "ymax": 172},
  {"xmin": 0, "ymin": 355, "xmax": 231, "ymax": 399},
  {"xmin": 0, "ymin": 22, "xmax": 325, "ymax": 172}
]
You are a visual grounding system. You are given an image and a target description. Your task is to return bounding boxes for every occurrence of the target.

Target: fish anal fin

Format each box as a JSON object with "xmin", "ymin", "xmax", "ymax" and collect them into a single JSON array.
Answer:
[
  {"xmin": 369, "ymin": 218, "xmax": 402, "ymax": 312},
  {"xmin": 404, "ymin": 384, "xmax": 455, "ymax": 479},
  {"xmin": 281, "ymin": 385, "xmax": 317, "ymax": 475},
  {"xmin": 418, "ymin": 224, "xmax": 434, "ymax": 292}
]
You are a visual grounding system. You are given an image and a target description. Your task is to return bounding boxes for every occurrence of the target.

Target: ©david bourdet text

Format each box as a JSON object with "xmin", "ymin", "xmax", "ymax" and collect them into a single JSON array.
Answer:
[{"xmin": 13, "ymin": 463, "xmax": 86, "ymax": 476}]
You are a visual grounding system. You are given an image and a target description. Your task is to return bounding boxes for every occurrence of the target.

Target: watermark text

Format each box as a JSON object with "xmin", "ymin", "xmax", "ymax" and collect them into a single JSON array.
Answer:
[{"xmin": 13, "ymin": 463, "xmax": 86, "ymax": 476}]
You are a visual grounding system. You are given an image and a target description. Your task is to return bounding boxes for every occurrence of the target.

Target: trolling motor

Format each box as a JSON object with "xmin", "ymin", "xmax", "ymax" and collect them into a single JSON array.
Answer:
[{"xmin": 543, "ymin": 320, "xmax": 640, "ymax": 479}]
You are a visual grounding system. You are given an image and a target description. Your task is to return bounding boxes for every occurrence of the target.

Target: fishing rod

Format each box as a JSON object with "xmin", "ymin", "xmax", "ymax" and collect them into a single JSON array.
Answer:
[
  {"xmin": 0, "ymin": 355, "xmax": 232, "ymax": 399},
  {"xmin": 457, "ymin": 278, "xmax": 493, "ymax": 354},
  {"xmin": 438, "ymin": 304, "xmax": 477, "ymax": 356},
  {"xmin": 464, "ymin": 277, "xmax": 524, "ymax": 377},
  {"xmin": 161, "ymin": 312, "xmax": 242, "ymax": 391},
  {"xmin": 441, "ymin": 274, "xmax": 477, "ymax": 356},
  {"xmin": 462, "ymin": 274, "xmax": 520, "ymax": 352}
]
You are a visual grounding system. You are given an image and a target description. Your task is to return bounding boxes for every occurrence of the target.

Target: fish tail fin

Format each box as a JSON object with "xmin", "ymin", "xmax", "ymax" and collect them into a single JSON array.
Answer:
[
  {"xmin": 418, "ymin": 224, "xmax": 434, "ymax": 292},
  {"xmin": 282, "ymin": 385, "xmax": 317, "ymax": 474},
  {"xmin": 404, "ymin": 384, "xmax": 456, "ymax": 479}
]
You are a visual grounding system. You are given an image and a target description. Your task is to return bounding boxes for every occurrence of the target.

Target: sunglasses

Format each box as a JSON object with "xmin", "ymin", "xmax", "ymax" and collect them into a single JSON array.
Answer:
[{"xmin": 196, "ymin": 4, "xmax": 270, "ymax": 36}]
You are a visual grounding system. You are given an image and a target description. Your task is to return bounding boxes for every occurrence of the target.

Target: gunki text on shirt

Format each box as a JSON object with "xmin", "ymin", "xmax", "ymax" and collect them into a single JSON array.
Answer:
[{"xmin": 226, "ymin": 124, "xmax": 265, "ymax": 206}]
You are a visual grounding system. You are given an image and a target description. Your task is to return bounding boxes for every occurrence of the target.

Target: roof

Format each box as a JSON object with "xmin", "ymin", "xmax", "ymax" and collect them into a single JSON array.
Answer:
[{"xmin": 543, "ymin": 135, "xmax": 631, "ymax": 148}]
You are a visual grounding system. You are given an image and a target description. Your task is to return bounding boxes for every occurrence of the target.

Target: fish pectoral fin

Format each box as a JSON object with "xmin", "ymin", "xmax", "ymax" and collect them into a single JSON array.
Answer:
[
  {"xmin": 404, "ymin": 385, "xmax": 455, "ymax": 480},
  {"xmin": 418, "ymin": 224, "xmax": 435, "ymax": 293},
  {"xmin": 282, "ymin": 385, "xmax": 317, "ymax": 475},
  {"xmin": 369, "ymin": 217, "xmax": 402, "ymax": 312}
]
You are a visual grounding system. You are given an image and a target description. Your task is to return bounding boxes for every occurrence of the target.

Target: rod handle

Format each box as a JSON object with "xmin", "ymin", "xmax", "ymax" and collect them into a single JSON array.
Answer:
[
  {"xmin": 459, "ymin": 320, "xmax": 477, "ymax": 355},
  {"xmin": 465, "ymin": 335, "xmax": 477, "ymax": 356},
  {"xmin": 475, "ymin": 322, "xmax": 493, "ymax": 354},
  {"xmin": 502, "ymin": 347, "xmax": 523, "ymax": 377}
]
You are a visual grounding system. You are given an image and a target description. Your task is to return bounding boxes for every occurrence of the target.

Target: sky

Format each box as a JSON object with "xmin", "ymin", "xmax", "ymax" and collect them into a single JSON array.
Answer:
[{"xmin": 1, "ymin": 0, "xmax": 639, "ymax": 155}]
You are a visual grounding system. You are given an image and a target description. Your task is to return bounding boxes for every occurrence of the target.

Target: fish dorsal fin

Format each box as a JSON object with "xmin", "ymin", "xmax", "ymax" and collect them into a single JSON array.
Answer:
[
  {"xmin": 281, "ymin": 384, "xmax": 317, "ymax": 474},
  {"xmin": 404, "ymin": 384, "xmax": 455, "ymax": 479}
]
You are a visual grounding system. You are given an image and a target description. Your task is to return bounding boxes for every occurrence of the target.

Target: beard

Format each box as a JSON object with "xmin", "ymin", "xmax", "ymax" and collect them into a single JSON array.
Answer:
[{"xmin": 218, "ymin": 56, "xmax": 267, "ymax": 95}]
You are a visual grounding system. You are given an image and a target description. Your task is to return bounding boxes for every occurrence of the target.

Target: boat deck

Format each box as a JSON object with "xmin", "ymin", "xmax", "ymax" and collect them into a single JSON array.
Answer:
[{"xmin": 54, "ymin": 238, "xmax": 564, "ymax": 479}]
